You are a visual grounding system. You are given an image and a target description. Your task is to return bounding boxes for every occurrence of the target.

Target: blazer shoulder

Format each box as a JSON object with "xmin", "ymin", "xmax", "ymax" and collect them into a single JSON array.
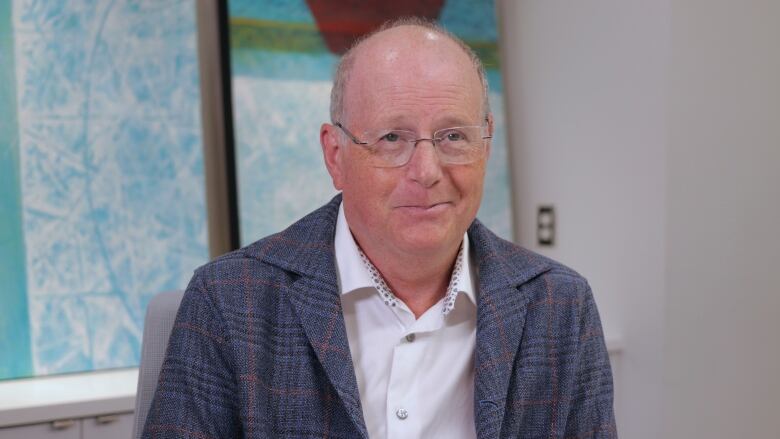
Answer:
[
  {"xmin": 186, "ymin": 235, "xmax": 297, "ymax": 304},
  {"xmin": 471, "ymin": 220, "xmax": 589, "ymax": 295},
  {"xmin": 192, "ymin": 242, "xmax": 270, "ymax": 278},
  {"xmin": 486, "ymin": 233, "xmax": 592, "ymax": 302},
  {"xmin": 523, "ymin": 255, "xmax": 593, "ymax": 305}
]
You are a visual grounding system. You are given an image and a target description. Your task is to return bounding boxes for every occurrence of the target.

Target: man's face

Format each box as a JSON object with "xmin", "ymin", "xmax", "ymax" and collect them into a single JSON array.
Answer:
[{"xmin": 322, "ymin": 27, "xmax": 490, "ymax": 258}]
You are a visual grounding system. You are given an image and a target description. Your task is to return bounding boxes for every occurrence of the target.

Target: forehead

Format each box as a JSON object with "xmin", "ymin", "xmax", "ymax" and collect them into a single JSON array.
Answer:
[{"xmin": 343, "ymin": 27, "xmax": 483, "ymax": 126}]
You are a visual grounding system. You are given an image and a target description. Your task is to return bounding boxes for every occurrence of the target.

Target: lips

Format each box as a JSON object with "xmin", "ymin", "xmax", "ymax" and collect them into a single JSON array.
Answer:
[
  {"xmin": 394, "ymin": 202, "xmax": 453, "ymax": 216},
  {"xmin": 396, "ymin": 201, "xmax": 450, "ymax": 209}
]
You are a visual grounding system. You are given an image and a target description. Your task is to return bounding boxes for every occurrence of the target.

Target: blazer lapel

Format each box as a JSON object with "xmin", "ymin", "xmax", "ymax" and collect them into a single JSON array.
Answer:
[
  {"xmin": 254, "ymin": 195, "xmax": 368, "ymax": 438},
  {"xmin": 468, "ymin": 221, "xmax": 552, "ymax": 439},
  {"xmin": 287, "ymin": 276, "xmax": 368, "ymax": 438},
  {"xmin": 474, "ymin": 285, "xmax": 528, "ymax": 439}
]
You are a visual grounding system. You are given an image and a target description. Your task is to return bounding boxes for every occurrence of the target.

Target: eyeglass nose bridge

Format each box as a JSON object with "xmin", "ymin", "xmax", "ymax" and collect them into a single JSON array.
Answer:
[
  {"xmin": 410, "ymin": 137, "xmax": 438, "ymax": 147},
  {"xmin": 400, "ymin": 136, "xmax": 451, "ymax": 167},
  {"xmin": 407, "ymin": 136, "xmax": 446, "ymax": 160}
]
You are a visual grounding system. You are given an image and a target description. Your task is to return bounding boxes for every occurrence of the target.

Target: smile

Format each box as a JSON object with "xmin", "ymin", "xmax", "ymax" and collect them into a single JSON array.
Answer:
[{"xmin": 395, "ymin": 202, "xmax": 452, "ymax": 213}]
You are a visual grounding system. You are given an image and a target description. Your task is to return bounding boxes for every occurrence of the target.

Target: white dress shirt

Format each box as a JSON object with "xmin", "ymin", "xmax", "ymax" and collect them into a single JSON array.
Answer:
[{"xmin": 335, "ymin": 202, "xmax": 478, "ymax": 439}]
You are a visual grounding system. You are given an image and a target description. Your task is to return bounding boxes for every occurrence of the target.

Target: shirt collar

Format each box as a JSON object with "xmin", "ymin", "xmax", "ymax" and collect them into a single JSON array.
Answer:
[{"xmin": 334, "ymin": 201, "xmax": 476, "ymax": 307}]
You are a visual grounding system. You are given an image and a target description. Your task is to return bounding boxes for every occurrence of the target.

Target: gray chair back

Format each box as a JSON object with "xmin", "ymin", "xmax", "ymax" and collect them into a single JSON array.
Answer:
[{"xmin": 132, "ymin": 290, "xmax": 184, "ymax": 439}]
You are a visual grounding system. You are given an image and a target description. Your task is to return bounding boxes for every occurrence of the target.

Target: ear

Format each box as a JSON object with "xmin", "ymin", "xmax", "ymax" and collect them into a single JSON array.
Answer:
[
  {"xmin": 484, "ymin": 112, "xmax": 494, "ymax": 160},
  {"xmin": 320, "ymin": 123, "xmax": 345, "ymax": 190}
]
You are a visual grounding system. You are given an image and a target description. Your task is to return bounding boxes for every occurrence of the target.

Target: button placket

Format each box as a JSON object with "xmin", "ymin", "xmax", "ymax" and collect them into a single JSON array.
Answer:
[{"xmin": 386, "ymin": 333, "xmax": 420, "ymax": 437}]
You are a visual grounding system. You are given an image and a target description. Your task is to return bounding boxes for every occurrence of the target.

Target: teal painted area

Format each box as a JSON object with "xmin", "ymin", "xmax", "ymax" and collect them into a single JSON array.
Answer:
[
  {"xmin": 0, "ymin": 0, "xmax": 34, "ymax": 380},
  {"xmin": 439, "ymin": 0, "xmax": 499, "ymax": 41},
  {"xmin": 229, "ymin": 0, "xmax": 314, "ymax": 23},
  {"xmin": 487, "ymin": 69, "xmax": 503, "ymax": 94}
]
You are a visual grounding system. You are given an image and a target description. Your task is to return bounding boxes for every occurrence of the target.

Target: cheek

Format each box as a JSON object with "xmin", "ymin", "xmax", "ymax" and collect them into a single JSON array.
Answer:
[
  {"xmin": 454, "ymin": 164, "xmax": 486, "ymax": 192},
  {"xmin": 453, "ymin": 166, "xmax": 487, "ymax": 210},
  {"xmin": 341, "ymin": 160, "xmax": 396, "ymax": 206}
]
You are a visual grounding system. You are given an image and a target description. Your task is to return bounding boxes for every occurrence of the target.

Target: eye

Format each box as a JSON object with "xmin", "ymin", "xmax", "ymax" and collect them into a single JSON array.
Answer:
[
  {"xmin": 438, "ymin": 129, "xmax": 470, "ymax": 143},
  {"xmin": 446, "ymin": 132, "xmax": 465, "ymax": 141},
  {"xmin": 382, "ymin": 132, "xmax": 400, "ymax": 142}
]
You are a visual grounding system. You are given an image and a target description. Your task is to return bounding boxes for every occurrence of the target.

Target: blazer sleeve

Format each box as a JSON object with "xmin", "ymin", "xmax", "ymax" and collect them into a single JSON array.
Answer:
[
  {"xmin": 562, "ymin": 281, "xmax": 617, "ymax": 438},
  {"xmin": 141, "ymin": 269, "xmax": 242, "ymax": 438}
]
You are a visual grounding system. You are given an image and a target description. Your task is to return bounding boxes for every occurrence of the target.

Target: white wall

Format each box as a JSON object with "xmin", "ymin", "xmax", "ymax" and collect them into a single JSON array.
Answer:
[
  {"xmin": 663, "ymin": 1, "xmax": 780, "ymax": 437},
  {"xmin": 497, "ymin": 1, "xmax": 669, "ymax": 437},
  {"xmin": 498, "ymin": 1, "xmax": 779, "ymax": 438}
]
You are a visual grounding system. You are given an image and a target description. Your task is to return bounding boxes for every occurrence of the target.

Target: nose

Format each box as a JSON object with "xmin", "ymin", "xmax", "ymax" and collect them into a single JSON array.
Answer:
[{"xmin": 405, "ymin": 139, "xmax": 443, "ymax": 188}]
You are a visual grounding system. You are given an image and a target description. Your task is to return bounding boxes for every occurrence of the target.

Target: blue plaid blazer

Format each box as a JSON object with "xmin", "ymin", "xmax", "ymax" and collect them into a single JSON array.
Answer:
[{"xmin": 143, "ymin": 195, "xmax": 615, "ymax": 438}]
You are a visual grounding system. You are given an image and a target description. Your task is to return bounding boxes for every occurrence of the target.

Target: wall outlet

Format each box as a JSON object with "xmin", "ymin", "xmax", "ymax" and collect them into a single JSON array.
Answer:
[{"xmin": 537, "ymin": 205, "xmax": 555, "ymax": 246}]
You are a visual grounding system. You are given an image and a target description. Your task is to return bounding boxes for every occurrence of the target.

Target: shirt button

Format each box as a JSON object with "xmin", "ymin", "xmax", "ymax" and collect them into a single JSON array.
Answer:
[
  {"xmin": 396, "ymin": 408, "xmax": 409, "ymax": 420},
  {"xmin": 405, "ymin": 333, "xmax": 415, "ymax": 343}
]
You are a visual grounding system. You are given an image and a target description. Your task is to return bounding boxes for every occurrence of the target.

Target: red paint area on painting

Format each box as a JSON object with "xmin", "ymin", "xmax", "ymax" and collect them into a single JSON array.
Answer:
[{"xmin": 306, "ymin": 0, "xmax": 445, "ymax": 54}]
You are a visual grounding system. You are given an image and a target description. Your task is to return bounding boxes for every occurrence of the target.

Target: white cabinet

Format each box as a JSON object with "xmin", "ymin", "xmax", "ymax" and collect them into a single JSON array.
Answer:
[
  {"xmin": 82, "ymin": 413, "xmax": 134, "ymax": 439},
  {"xmin": 0, "ymin": 419, "xmax": 81, "ymax": 439},
  {"xmin": 0, "ymin": 412, "xmax": 133, "ymax": 439},
  {"xmin": 0, "ymin": 369, "xmax": 137, "ymax": 439}
]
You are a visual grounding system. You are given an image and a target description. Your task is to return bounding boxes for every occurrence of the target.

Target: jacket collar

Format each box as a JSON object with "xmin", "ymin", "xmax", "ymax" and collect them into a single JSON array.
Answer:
[{"xmin": 245, "ymin": 194, "xmax": 554, "ymax": 438}]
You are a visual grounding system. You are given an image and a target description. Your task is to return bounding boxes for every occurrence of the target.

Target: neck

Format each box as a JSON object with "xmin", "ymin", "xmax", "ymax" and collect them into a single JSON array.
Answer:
[{"xmin": 356, "ymin": 236, "xmax": 462, "ymax": 318}]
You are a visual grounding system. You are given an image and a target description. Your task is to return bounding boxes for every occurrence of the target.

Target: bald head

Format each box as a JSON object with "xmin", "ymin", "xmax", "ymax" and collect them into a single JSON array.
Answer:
[{"xmin": 329, "ymin": 18, "xmax": 490, "ymax": 125}]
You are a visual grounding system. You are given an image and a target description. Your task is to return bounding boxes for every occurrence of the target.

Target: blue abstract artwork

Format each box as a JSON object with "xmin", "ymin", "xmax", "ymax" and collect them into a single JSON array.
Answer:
[
  {"xmin": 228, "ymin": 0, "xmax": 513, "ymax": 245},
  {"xmin": 0, "ymin": 0, "xmax": 208, "ymax": 379}
]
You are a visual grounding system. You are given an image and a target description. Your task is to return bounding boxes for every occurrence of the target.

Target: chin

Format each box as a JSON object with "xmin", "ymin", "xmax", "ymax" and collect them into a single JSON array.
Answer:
[{"xmin": 395, "ymin": 225, "xmax": 458, "ymax": 254}]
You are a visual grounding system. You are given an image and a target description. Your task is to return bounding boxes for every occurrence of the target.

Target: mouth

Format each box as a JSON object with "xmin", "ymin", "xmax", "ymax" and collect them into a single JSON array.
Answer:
[{"xmin": 395, "ymin": 202, "xmax": 452, "ymax": 212}]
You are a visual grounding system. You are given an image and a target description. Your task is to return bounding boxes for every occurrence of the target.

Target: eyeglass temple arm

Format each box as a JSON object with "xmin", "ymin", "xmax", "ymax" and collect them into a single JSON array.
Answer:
[{"xmin": 334, "ymin": 122, "xmax": 368, "ymax": 145}]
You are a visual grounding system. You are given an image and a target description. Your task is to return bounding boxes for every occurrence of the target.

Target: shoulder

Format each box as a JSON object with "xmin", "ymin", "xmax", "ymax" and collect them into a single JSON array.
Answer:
[
  {"xmin": 186, "ymin": 234, "xmax": 299, "ymax": 309},
  {"xmin": 183, "ymin": 195, "xmax": 342, "ymax": 316},
  {"xmin": 193, "ymin": 236, "xmax": 287, "ymax": 280},
  {"xmin": 472, "ymin": 225, "xmax": 606, "ymax": 351},
  {"xmin": 469, "ymin": 219, "xmax": 592, "ymax": 303},
  {"xmin": 191, "ymin": 194, "xmax": 343, "ymax": 290},
  {"xmin": 510, "ymin": 244, "xmax": 593, "ymax": 308}
]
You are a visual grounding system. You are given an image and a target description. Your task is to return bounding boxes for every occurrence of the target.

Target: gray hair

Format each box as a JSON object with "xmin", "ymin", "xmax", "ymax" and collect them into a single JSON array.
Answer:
[{"xmin": 329, "ymin": 17, "xmax": 491, "ymax": 124}]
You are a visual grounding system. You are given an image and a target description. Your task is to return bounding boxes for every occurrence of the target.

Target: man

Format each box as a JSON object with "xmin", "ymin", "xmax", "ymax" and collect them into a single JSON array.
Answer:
[{"xmin": 143, "ymin": 18, "xmax": 615, "ymax": 439}]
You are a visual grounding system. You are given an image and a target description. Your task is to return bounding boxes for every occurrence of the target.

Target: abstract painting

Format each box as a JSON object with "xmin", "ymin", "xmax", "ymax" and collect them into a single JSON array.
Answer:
[{"xmin": 0, "ymin": 0, "xmax": 208, "ymax": 380}]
